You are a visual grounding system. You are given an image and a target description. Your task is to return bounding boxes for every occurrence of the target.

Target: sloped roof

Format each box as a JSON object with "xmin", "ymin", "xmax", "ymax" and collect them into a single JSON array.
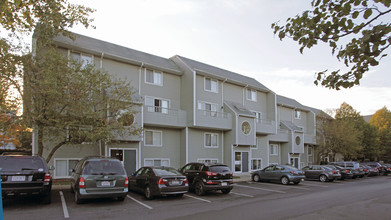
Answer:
[
  {"xmin": 277, "ymin": 95, "xmax": 308, "ymax": 111},
  {"xmin": 174, "ymin": 55, "xmax": 272, "ymax": 92},
  {"xmin": 224, "ymin": 101, "xmax": 255, "ymax": 117},
  {"xmin": 48, "ymin": 32, "xmax": 182, "ymax": 75},
  {"xmin": 304, "ymin": 105, "xmax": 334, "ymax": 119},
  {"xmin": 280, "ymin": 120, "xmax": 303, "ymax": 132}
]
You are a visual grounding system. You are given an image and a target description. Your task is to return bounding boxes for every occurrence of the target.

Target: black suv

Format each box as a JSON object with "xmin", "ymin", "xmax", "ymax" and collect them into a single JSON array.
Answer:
[
  {"xmin": 0, "ymin": 155, "xmax": 52, "ymax": 204},
  {"xmin": 180, "ymin": 162, "xmax": 233, "ymax": 196}
]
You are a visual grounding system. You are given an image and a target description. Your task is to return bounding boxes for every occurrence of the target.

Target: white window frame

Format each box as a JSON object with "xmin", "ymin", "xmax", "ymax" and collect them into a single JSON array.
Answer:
[
  {"xmin": 251, "ymin": 158, "xmax": 262, "ymax": 171},
  {"xmin": 69, "ymin": 51, "xmax": 93, "ymax": 68},
  {"xmin": 144, "ymin": 158, "xmax": 170, "ymax": 167},
  {"xmin": 198, "ymin": 101, "xmax": 219, "ymax": 117},
  {"xmin": 246, "ymin": 88, "xmax": 257, "ymax": 102},
  {"xmin": 204, "ymin": 77, "xmax": 218, "ymax": 93},
  {"xmin": 144, "ymin": 130, "xmax": 162, "ymax": 147},
  {"xmin": 145, "ymin": 96, "xmax": 170, "ymax": 114},
  {"xmin": 294, "ymin": 110, "xmax": 301, "ymax": 119},
  {"xmin": 308, "ymin": 146, "xmax": 313, "ymax": 156},
  {"xmin": 270, "ymin": 144, "xmax": 279, "ymax": 156},
  {"xmin": 197, "ymin": 158, "xmax": 219, "ymax": 164},
  {"xmin": 204, "ymin": 133, "xmax": 219, "ymax": 148},
  {"xmin": 251, "ymin": 138, "xmax": 259, "ymax": 149},
  {"xmin": 54, "ymin": 158, "xmax": 81, "ymax": 179},
  {"xmin": 145, "ymin": 69, "xmax": 163, "ymax": 86}
]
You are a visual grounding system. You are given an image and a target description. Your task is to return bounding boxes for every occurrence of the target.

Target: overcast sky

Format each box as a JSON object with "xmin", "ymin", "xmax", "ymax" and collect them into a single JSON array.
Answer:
[{"xmin": 68, "ymin": 0, "xmax": 391, "ymax": 116}]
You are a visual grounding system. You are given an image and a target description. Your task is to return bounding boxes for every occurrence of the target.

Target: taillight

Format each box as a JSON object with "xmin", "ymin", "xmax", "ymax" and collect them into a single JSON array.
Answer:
[
  {"xmin": 44, "ymin": 173, "xmax": 51, "ymax": 183},
  {"xmin": 158, "ymin": 178, "xmax": 168, "ymax": 185},
  {"xmin": 364, "ymin": 169, "xmax": 368, "ymax": 172},
  {"xmin": 206, "ymin": 171, "xmax": 218, "ymax": 176},
  {"xmin": 206, "ymin": 181, "xmax": 219, "ymax": 185},
  {"xmin": 345, "ymin": 170, "xmax": 349, "ymax": 173},
  {"xmin": 184, "ymin": 178, "xmax": 189, "ymax": 184},
  {"xmin": 79, "ymin": 177, "xmax": 86, "ymax": 188},
  {"xmin": 374, "ymin": 168, "xmax": 377, "ymax": 171},
  {"xmin": 332, "ymin": 171, "xmax": 337, "ymax": 174},
  {"xmin": 124, "ymin": 177, "xmax": 129, "ymax": 187}
]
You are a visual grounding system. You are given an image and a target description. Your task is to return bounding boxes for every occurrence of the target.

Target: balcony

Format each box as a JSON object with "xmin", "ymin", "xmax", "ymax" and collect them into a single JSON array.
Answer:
[
  {"xmin": 195, "ymin": 109, "xmax": 232, "ymax": 130},
  {"xmin": 304, "ymin": 134, "xmax": 317, "ymax": 145},
  {"xmin": 143, "ymin": 106, "xmax": 187, "ymax": 128},
  {"xmin": 269, "ymin": 129, "xmax": 290, "ymax": 142},
  {"xmin": 255, "ymin": 119, "xmax": 277, "ymax": 134}
]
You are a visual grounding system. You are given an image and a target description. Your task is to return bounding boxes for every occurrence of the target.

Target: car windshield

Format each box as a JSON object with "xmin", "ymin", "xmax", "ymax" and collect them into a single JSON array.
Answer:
[
  {"xmin": 0, "ymin": 157, "xmax": 45, "ymax": 172},
  {"xmin": 153, "ymin": 167, "xmax": 182, "ymax": 176},
  {"xmin": 82, "ymin": 160, "xmax": 125, "ymax": 175},
  {"xmin": 209, "ymin": 166, "xmax": 231, "ymax": 173}
]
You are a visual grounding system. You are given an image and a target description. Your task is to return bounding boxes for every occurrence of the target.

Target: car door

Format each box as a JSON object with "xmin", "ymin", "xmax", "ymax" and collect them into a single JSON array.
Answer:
[
  {"xmin": 312, "ymin": 165, "xmax": 322, "ymax": 179},
  {"xmin": 129, "ymin": 167, "xmax": 145, "ymax": 192},
  {"xmin": 182, "ymin": 163, "xmax": 201, "ymax": 186},
  {"xmin": 262, "ymin": 165, "xmax": 275, "ymax": 180},
  {"xmin": 302, "ymin": 166, "xmax": 312, "ymax": 179},
  {"xmin": 136, "ymin": 168, "xmax": 151, "ymax": 191}
]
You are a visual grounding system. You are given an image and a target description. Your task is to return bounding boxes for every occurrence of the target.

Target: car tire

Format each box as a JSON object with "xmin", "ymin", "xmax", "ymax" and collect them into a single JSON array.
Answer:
[
  {"xmin": 280, "ymin": 176, "xmax": 289, "ymax": 185},
  {"xmin": 195, "ymin": 181, "xmax": 206, "ymax": 196},
  {"xmin": 75, "ymin": 189, "xmax": 83, "ymax": 204},
  {"xmin": 145, "ymin": 186, "xmax": 154, "ymax": 200},
  {"xmin": 293, "ymin": 181, "xmax": 300, "ymax": 185},
  {"xmin": 319, "ymin": 175, "xmax": 328, "ymax": 182},
  {"xmin": 329, "ymin": 179, "xmax": 334, "ymax": 182},
  {"xmin": 221, "ymin": 189, "xmax": 231, "ymax": 194},
  {"xmin": 42, "ymin": 192, "xmax": 51, "ymax": 204},
  {"xmin": 253, "ymin": 174, "xmax": 261, "ymax": 182},
  {"xmin": 118, "ymin": 196, "xmax": 126, "ymax": 202}
]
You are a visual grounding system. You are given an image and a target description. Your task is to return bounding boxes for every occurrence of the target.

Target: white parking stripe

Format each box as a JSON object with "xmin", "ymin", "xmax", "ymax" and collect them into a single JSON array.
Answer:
[
  {"xmin": 184, "ymin": 194, "xmax": 212, "ymax": 203},
  {"xmin": 235, "ymin": 184, "xmax": 286, "ymax": 194},
  {"xmin": 59, "ymin": 191, "xmax": 70, "ymax": 219},
  {"xmin": 126, "ymin": 195, "xmax": 153, "ymax": 209},
  {"xmin": 300, "ymin": 182, "xmax": 329, "ymax": 188},
  {"xmin": 230, "ymin": 192, "xmax": 254, "ymax": 198}
]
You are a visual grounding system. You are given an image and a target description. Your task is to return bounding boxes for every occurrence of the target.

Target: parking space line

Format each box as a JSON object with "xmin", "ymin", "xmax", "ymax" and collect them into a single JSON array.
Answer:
[
  {"xmin": 235, "ymin": 184, "xmax": 286, "ymax": 194},
  {"xmin": 126, "ymin": 195, "xmax": 153, "ymax": 209},
  {"xmin": 230, "ymin": 192, "xmax": 254, "ymax": 198},
  {"xmin": 59, "ymin": 191, "xmax": 70, "ymax": 219},
  {"xmin": 184, "ymin": 194, "xmax": 212, "ymax": 203},
  {"xmin": 299, "ymin": 182, "xmax": 329, "ymax": 188}
]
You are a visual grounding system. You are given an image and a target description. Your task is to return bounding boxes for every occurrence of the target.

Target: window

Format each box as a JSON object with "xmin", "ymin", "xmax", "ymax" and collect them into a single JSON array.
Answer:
[
  {"xmin": 252, "ymin": 111, "xmax": 262, "ymax": 122},
  {"xmin": 145, "ymin": 96, "xmax": 169, "ymax": 114},
  {"xmin": 204, "ymin": 78, "xmax": 218, "ymax": 93},
  {"xmin": 204, "ymin": 133, "xmax": 218, "ymax": 148},
  {"xmin": 270, "ymin": 144, "xmax": 279, "ymax": 156},
  {"xmin": 246, "ymin": 89, "xmax": 257, "ymax": 102},
  {"xmin": 198, "ymin": 159, "xmax": 218, "ymax": 164},
  {"xmin": 294, "ymin": 110, "xmax": 301, "ymax": 119},
  {"xmin": 198, "ymin": 101, "xmax": 219, "ymax": 117},
  {"xmin": 54, "ymin": 158, "xmax": 80, "ymax": 178},
  {"xmin": 144, "ymin": 130, "xmax": 162, "ymax": 146},
  {"xmin": 144, "ymin": 159, "xmax": 169, "ymax": 167},
  {"xmin": 251, "ymin": 159, "xmax": 262, "ymax": 170},
  {"xmin": 70, "ymin": 51, "xmax": 93, "ymax": 68},
  {"xmin": 308, "ymin": 147, "xmax": 313, "ymax": 156},
  {"xmin": 145, "ymin": 69, "xmax": 163, "ymax": 86}
]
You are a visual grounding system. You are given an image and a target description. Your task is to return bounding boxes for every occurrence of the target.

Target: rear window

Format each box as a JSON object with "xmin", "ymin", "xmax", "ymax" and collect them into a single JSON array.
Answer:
[
  {"xmin": 153, "ymin": 167, "xmax": 182, "ymax": 176},
  {"xmin": 0, "ymin": 157, "xmax": 46, "ymax": 172},
  {"xmin": 209, "ymin": 166, "xmax": 231, "ymax": 173},
  {"xmin": 82, "ymin": 160, "xmax": 125, "ymax": 175}
]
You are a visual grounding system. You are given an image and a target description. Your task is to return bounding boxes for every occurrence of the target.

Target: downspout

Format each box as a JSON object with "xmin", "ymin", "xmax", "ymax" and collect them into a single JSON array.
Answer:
[
  {"xmin": 243, "ymin": 85, "xmax": 249, "ymax": 105},
  {"xmin": 139, "ymin": 63, "xmax": 144, "ymax": 169},
  {"xmin": 193, "ymin": 71, "xmax": 197, "ymax": 126},
  {"xmin": 99, "ymin": 52, "xmax": 104, "ymax": 156}
]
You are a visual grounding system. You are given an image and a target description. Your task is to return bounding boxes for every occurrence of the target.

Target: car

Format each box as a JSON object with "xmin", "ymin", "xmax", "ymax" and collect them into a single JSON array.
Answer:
[
  {"xmin": 362, "ymin": 162, "xmax": 383, "ymax": 175},
  {"xmin": 329, "ymin": 162, "xmax": 364, "ymax": 178},
  {"xmin": 324, "ymin": 165, "xmax": 353, "ymax": 180},
  {"xmin": 251, "ymin": 164, "xmax": 305, "ymax": 185},
  {"xmin": 180, "ymin": 162, "xmax": 233, "ymax": 196},
  {"xmin": 302, "ymin": 165, "xmax": 341, "ymax": 182},
  {"xmin": 0, "ymin": 155, "xmax": 53, "ymax": 204},
  {"xmin": 128, "ymin": 166, "xmax": 188, "ymax": 199},
  {"xmin": 70, "ymin": 156, "xmax": 128, "ymax": 204},
  {"xmin": 361, "ymin": 164, "xmax": 379, "ymax": 176},
  {"xmin": 382, "ymin": 164, "xmax": 391, "ymax": 175}
]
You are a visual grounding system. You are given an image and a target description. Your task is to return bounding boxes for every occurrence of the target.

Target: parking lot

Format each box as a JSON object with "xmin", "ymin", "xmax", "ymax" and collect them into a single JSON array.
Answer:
[{"xmin": 3, "ymin": 175, "xmax": 391, "ymax": 220}]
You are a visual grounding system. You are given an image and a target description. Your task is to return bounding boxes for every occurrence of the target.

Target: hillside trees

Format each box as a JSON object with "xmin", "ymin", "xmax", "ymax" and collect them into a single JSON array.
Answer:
[{"xmin": 370, "ymin": 107, "xmax": 391, "ymax": 161}]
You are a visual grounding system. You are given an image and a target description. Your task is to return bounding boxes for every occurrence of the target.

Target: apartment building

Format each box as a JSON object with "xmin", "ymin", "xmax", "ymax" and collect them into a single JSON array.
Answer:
[{"xmin": 31, "ymin": 32, "xmax": 319, "ymax": 178}]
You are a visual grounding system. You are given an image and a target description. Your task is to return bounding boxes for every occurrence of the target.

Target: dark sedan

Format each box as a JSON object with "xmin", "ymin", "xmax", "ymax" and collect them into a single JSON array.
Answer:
[
  {"xmin": 251, "ymin": 165, "xmax": 305, "ymax": 185},
  {"xmin": 324, "ymin": 165, "xmax": 353, "ymax": 180},
  {"xmin": 128, "ymin": 166, "xmax": 189, "ymax": 199},
  {"xmin": 302, "ymin": 165, "xmax": 341, "ymax": 182}
]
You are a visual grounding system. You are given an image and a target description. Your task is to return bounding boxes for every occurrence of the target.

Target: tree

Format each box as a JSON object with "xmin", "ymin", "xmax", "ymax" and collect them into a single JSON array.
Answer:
[
  {"xmin": 272, "ymin": 0, "xmax": 391, "ymax": 90},
  {"xmin": 370, "ymin": 107, "xmax": 391, "ymax": 161}
]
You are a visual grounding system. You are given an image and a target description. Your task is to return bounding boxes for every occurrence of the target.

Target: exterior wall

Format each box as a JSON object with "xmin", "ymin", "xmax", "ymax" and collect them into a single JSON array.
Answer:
[
  {"xmin": 223, "ymin": 82, "xmax": 243, "ymax": 104},
  {"xmin": 237, "ymin": 116, "xmax": 256, "ymax": 145},
  {"xmin": 251, "ymin": 135, "xmax": 269, "ymax": 169},
  {"xmin": 48, "ymin": 143, "xmax": 100, "ymax": 167},
  {"xmin": 196, "ymin": 74, "xmax": 222, "ymax": 107},
  {"xmin": 187, "ymin": 128, "xmax": 223, "ymax": 163},
  {"xmin": 102, "ymin": 58, "xmax": 140, "ymax": 90}
]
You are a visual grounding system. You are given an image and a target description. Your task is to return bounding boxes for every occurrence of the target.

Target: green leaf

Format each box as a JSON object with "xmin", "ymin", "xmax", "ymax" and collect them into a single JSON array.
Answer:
[
  {"xmin": 363, "ymin": 9, "xmax": 372, "ymax": 19},
  {"xmin": 352, "ymin": 11, "xmax": 359, "ymax": 19}
]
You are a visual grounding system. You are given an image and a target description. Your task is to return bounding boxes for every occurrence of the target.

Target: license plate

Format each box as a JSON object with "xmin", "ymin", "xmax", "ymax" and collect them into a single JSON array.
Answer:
[
  {"xmin": 11, "ymin": 176, "xmax": 26, "ymax": 181},
  {"xmin": 221, "ymin": 182, "xmax": 227, "ymax": 186},
  {"xmin": 170, "ymin": 180, "xmax": 180, "ymax": 186},
  {"xmin": 101, "ymin": 181, "xmax": 111, "ymax": 187}
]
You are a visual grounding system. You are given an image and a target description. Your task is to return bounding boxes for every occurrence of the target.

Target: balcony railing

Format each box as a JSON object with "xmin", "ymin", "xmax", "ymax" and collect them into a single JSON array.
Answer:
[
  {"xmin": 255, "ymin": 119, "xmax": 277, "ymax": 134},
  {"xmin": 144, "ymin": 106, "xmax": 187, "ymax": 128},
  {"xmin": 195, "ymin": 109, "xmax": 232, "ymax": 130}
]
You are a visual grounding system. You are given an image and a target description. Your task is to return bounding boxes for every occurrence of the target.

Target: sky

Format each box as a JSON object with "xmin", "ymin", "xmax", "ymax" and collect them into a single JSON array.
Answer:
[{"xmin": 68, "ymin": 0, "xmax": 391, "ymax": 116}]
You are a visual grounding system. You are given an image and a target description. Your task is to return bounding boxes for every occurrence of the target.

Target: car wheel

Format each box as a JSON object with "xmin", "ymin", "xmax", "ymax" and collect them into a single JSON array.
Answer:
[
  {"xmin": 280, "ymin": 176, "xmax": 289, "ymax": 185},
  {"xmin": 221, "ymin": 189, "xmax": 231, "ymax": 194},
  {"xmin": 319, "ymin": 175, "xmax": 328, "ymax": 182},
  {"xmin": 118, "ymin": 196, "xmax": 126, "ymax": 202},
  {"xmin": 42, "ymin": 192, "xmax": 51, "ymax": 204},
  {"xmin": 253, "ymin": 174, "xmax": 261, "ymax": 182},
  {"xmin": 75, "ymin": 189, "xmax": 83, "ymax": 204},
  {"xmin": 145, "ymin": 186, "xmax": 154, "ymax": 200},
  {"xmin": 195, "ymin": 181, "xmax": 206, "ymax": 196},
  {"xmin": 293, "ymin": 181, "xmax": 300, "ymax": 185}
]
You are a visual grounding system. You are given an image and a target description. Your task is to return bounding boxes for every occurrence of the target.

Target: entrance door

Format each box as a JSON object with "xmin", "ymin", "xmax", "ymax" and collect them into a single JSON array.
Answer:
[
  {"xmin": 110, "ymin": 149, "xmax": 137, "ymax": 175},
  {"xmin": 234, "ymin": 151, "xmax": 249, "ymax": 173},
  {"xmin": 290, "ymin": 157, "xmax": 300, "ymax": 169}
]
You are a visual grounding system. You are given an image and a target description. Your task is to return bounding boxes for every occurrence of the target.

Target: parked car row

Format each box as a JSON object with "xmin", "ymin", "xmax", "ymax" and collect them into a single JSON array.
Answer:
[{"xmin": 251, "ymin": 161, "xmax": 389, "ymax": 185}]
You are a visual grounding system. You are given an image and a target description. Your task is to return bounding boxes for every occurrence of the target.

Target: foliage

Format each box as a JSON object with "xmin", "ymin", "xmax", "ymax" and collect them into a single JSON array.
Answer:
[
  {"xmin": 370, "ymin": 107, "xmax": 391, "ymax": 161},
  {"xmin": 272, "ymin": 0, "xmax": 391, "ymax": 90}
]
